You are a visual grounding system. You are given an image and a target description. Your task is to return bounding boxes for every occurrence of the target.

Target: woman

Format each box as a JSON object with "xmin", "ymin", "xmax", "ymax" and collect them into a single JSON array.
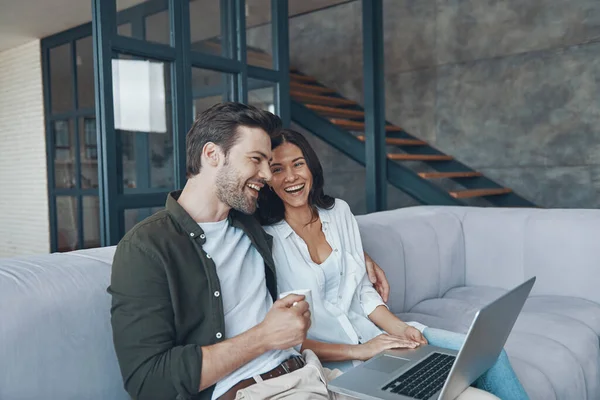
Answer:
[{"xmin": 257, "ymin": 129, "xmax": 528, "ymax": 400}]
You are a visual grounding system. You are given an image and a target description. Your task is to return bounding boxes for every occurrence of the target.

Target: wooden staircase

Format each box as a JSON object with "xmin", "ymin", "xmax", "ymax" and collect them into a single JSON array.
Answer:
[{"xmin": 287, "ymin": 70, "xmax": 535, "ymax": 207}]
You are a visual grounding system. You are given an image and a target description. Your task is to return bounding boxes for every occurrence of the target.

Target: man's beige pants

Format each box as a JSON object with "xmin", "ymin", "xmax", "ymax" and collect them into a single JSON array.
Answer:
[{"xmin": 234, "ymin": 350, "xmax": 500, "ymax": 400}]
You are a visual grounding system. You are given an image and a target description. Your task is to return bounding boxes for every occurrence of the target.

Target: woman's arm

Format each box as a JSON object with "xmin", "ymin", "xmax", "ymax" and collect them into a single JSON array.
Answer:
[
  {"xmin": 336, "ymin": 200, "xmax": 389, "ymax": 317},
  {"xmin": 301, "ymin": 335, "xmax": 420, "ymax": 362},
  {"xmin": 300, "ymin": 339, "xmax": 357, "ymax": 362},
  {"xmin": 369, "ymin": 305, "xmax": 428, "ymax": 344},
  {"xmin": 335, "ymin": 201, "xmax": 426, "ymax": 345},
  {"xmin": 368, "ymin": 305, "xmax": 409, "ymax": 336}
]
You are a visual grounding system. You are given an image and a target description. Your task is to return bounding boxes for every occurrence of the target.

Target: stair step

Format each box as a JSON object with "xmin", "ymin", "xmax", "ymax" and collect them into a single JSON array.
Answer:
[
  {"xmin": 291, "ymin": 91, "xmax": 356, "ymax": 106},
  {"xmin": 357, "ymin": 136, "xmax": 426, "ymax": 146},
  {"xmin": 449, "ymin": 188, "xmax": 512, "ymax": 199},
  {"xmin": 247, "ymin": 50, "xmax": 272, "ymax": 68},
  {"xmin": 305, "ymin": 104, "xmax": 365, "ymax": 119},
  {"xmin": 290, "ymin": 81, "xmax": 335, "ymax": 94},
  {"xmin": 290, "ymin": 73, "xmax": 317, "ymax": 82},
  {"xmin": 418, "ymin": 171, "xmax": 483, "ymax": 179},
  {"xmin": 330, "ymin": 119, "xmax": 402, "ymax": 132},
  {"xmin": 388, "ymin": 154, "xmax": 453, "ymax": 161}
]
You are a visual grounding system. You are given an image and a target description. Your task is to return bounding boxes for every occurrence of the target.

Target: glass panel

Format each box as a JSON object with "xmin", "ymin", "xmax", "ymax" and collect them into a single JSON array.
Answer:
[
  {"xmin": 76, "ymin": 36, "xmax": 95, "ymax": 109},
  {"xmin": 112, "ymin": 55, "xmax": 174, "ymax": 191},
  {"xmin": 118, "ymin": 23, "xmax": 132, "ymax": 36},
  {"xmin": 117, "ymin": 0, "xmax": 170, "ymax": 43},
  {"xmin": 145, "ymin": 9, "xmax": 170, "ymax": 45},
  {"xmin": 189, "ymin": 0, "xmax": 231, "ymax": 58},
  {"xmin": 248, "ymin": 78, "xmax": 275, "ymax": 113},
  {"xmin": 149, "ymin": 130, "xmax": 174, "ymax": 188},
  {"xmin": 82, "ymin": 196, "xmax": 101, "ymax": 249},
  {"xmin": 54, "ymin": 119, "xmax": 76, "ymax": 189},
  {"xmin": 246, "ymin": 0, "xmax": 273, "ymax": 68},
  {"xmin": 50, "ymin": 44, "xmax": 73, "ymax": 114},
  {"xmin": 56, "ymin": 196, "xmax": 79, "ymax": 252},
  {"xmin": 191, "ymin": 68, "xmax": 234, "ymax": 117},
  {"xmin": 124, "ymin": 207, "xmax": 164, "ymax": 233},
  {"xmin": 80, "ymin": 117, "xmax": 99, "ymax": 189},
  {"xmin": 121, "ymin": 130, "xmax": 136, "ymax": 190}
]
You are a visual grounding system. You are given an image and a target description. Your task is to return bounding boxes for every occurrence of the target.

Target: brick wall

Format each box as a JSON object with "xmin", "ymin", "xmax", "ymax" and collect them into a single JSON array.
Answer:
[{"xmin": 0, "ymin": 40, "xmax": 50, "ymax": 257}]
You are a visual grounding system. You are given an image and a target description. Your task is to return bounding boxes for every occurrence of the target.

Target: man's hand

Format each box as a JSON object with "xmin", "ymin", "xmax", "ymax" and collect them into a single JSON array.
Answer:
[
  {"xmin": 364, "ymin": 252, "xmax": 390, "ymax": 303},
  {"xmin": 199, "ymin": 295, "xmax": 310, "ymax": 391},
  {"xmin": 257, "ymin": 294, "xmax": 311, "ymax": 351},
  {"xmin": 401, "ymin": 326, "xmax": 428, "ymax": 345}
]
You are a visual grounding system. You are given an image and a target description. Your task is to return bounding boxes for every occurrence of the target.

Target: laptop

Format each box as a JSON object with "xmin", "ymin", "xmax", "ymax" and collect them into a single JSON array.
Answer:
[{"xmin": 328, "ymin": 277, "xmax": 536, "ymax": 400}]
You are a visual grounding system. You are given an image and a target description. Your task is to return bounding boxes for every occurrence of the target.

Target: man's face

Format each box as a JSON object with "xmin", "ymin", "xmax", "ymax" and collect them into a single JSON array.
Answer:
[{"xmin": 215, "ymin": 126, "xmax": 272, "ymax": 214}]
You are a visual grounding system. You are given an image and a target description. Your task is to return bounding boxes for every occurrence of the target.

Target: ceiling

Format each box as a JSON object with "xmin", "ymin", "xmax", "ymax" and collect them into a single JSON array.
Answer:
[
  {"xmin": 0, "ymin": 0, "xmax": 351, "ymax": 53},
  {"xmin": 0, "ymin": 0, "xmax": 145, "ymax": 52}
]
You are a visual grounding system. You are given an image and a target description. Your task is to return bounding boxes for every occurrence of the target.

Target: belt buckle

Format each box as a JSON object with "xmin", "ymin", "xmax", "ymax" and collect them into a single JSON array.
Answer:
[{"xmin": 281, "ymin": 356, "xmax": 303, "ymax": 374}]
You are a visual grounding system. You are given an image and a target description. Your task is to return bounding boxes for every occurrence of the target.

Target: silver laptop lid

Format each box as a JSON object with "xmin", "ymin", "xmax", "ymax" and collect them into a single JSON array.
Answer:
[{"xmin": 439, "ymin": 277, "xmax": 536, "ymax": 400}]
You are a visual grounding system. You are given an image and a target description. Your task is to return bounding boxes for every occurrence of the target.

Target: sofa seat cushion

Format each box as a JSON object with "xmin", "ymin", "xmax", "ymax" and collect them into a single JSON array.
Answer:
[
  {"xmin": 522, "ymin": 296, "xmax": 600, "ymax": 337},
  {"xmin": 395, "ymin": 286, "xmax": 600, "ymax": 400},
  {"xmin": 442, "ymin": 286, "xmax": 600, "ymax": 337}
]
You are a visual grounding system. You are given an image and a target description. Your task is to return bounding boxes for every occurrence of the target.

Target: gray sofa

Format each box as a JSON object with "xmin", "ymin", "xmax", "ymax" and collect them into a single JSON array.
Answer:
[
  {"xmin": 1, "ymin": 206, "xmax": 599, "ymax": 399},
  {"xmin": 357, "ymin": 206, "xmax": 600, "ymax": 400}
]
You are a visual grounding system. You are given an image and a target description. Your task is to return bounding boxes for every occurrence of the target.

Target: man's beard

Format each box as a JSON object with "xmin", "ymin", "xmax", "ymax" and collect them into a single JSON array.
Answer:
[{"xmin": 215, "ymin": 163, "xmax": 258, "ymax": 215}]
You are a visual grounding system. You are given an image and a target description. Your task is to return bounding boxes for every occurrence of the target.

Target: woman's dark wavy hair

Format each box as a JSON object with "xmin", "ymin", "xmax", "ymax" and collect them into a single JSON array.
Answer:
[{"xmin": 257, "ymin": 129, "xmax": 334, "ymax": 225}]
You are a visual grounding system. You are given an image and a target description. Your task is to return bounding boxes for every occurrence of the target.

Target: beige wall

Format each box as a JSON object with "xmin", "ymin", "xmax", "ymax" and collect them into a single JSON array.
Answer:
[{"xmin": 0, "ymin": 40, "xmax": 50, "ymax": 257}]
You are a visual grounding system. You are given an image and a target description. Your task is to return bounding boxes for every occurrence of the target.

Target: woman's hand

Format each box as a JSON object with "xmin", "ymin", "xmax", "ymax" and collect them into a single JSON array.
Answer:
[
  {"xmin": 352, "ymin": 334, "xmax": 420, "ymax": 361},
  {"xmin": 364, "ymin": 252, "xmax": 390, "ymax": 302},
  {"xmin": 401, "ymin": 326, "xmax": 428, "ymax": 345}
]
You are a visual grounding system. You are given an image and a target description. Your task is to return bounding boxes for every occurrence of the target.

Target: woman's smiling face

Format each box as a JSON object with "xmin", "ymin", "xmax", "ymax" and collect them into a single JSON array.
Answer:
[{"xmin": 269, "ymin": 142, "xmax": 313, "ymax": 209}]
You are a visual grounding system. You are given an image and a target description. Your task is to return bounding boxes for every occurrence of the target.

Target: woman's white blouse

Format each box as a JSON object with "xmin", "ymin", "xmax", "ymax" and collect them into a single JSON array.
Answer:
[{"xmin": 263, "ymin": 199, "xmax": 387, "ymax": 346}]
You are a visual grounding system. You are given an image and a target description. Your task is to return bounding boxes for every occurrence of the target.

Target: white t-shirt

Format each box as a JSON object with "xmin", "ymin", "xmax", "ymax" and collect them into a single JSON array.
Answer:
[{"xmin": 199, "ymin": 219, "xmax": 297, "ymax": 400}]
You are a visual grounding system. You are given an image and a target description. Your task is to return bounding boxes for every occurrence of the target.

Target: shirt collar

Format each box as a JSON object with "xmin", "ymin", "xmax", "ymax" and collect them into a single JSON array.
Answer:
[
  {"xmin": 166, "ymin": 190, "xmax": 206, "ymax": 243},
  {"xmin": 277, "ymin": 220, "xmax": 294, "ymax": 239},
  {"xmin": 277, "ymin": 207, "xmax": 329, "ymax": 239},
  {"xmin": 165, "ymin": 190, "xmax": 251, "ymax": 244}
]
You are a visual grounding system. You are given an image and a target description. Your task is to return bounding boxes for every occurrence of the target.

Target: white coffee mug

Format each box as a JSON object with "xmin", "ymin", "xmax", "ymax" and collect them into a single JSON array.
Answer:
[{"xmin": 279, "ymin": 289, "xmax": 314, "ymax": 326}]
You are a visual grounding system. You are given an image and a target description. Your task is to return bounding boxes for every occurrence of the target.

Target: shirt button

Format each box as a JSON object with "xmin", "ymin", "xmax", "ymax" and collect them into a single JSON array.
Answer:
[
  {"xmin": 334, "ymin": 249, "xmax": 339, "ymax": 252},
  {"xmin": 190, "ymin": 232, "xmax": 195, "ymax": 237},
  {"xmin": 340, "ymin": 271, "xmax": 343, "ymax": 276},
  {"xmin": 216, "ymin": 332, "xmax": 222, "ymax": 339},
  {"xmin": 206, "ymin": 254, "xmax": 211, "ymax": 259},
  {"xmin": 214, "ymin": 291, "xmax": 220, "ymax": 297},
  {"xmin": 200, "ymin": 234, "xmax": 206, "ymax": 239}
]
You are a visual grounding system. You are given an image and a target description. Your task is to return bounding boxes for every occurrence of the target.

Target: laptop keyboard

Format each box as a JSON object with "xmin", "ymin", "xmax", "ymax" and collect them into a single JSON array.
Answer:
[{"xmin": 381, "ymin": 352, "xmax": 456, "ymax": 399}]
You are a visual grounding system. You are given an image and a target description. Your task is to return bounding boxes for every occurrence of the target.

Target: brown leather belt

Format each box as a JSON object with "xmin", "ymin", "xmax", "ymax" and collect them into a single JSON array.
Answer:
[{"xmin": 218, "ymin": 356, "xmax": 306, "ymax": 400}]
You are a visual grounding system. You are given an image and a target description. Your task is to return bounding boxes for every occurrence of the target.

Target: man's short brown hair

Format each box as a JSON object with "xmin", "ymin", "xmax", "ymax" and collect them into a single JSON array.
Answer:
[{"xmin": 186, "ymin": 102, "xmax": 282, "ymax": 177}]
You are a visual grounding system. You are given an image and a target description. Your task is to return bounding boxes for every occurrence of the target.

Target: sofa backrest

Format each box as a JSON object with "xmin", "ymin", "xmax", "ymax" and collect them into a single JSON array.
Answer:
[
  {"xmin": 0, "ymin": 246, "xmax": 128, "ymax": 400},
  {"xmin": 357, "ymin": 206, "xmax": 600, "ymax": 311},
  {"xmin": 439, "ymin": 206, "xmax": 600, "ymax": 304}
]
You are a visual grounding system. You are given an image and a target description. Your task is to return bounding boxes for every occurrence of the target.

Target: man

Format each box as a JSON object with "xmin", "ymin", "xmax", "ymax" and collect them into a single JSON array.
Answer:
[{"xmin": 108, "ymin": 102, "xmax": 388, "ymax": 400}]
